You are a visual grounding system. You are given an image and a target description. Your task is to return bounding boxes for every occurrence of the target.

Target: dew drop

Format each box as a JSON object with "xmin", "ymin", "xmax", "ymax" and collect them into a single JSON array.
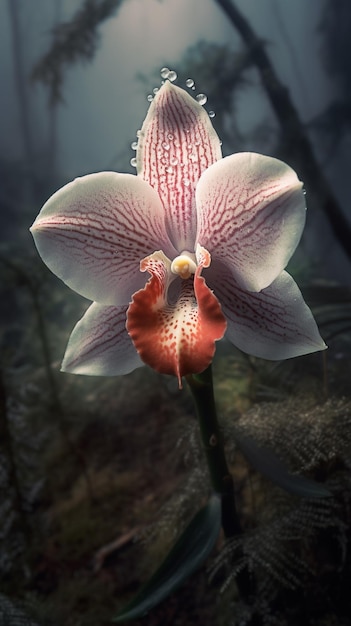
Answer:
[
  {"xmin": 130, "ymin": 157, "xmax": 137, "ymax": 167},
  {"xmin": 147, "ymin": 94, "xmax": 154, "ymax": 102},
  {"xmin": 183, "ymin": 178, "xmax": 191, "ymax": 187},
  {"xmin": 168, "ymin": 133, "xmax": 174, "ymax": 140},
  {"xmin": 168, "ymin": 70, "xmax": 177, "ymax": 82},
  {"xmin": 136, "ymin": 129, "xmax": 141, "ymax": 137},
  {"xmin": 162, "ymin": 141, "xmax": 170, "ymax": 150},
  {"xmin": 160, "ymin": 67, "xmax": 170, "ymax": 79},
  {"xmin": 165, "ymin": 166, "xmax": 173, "ymax": 174},
  {"xmin": 170, "ymin": 157, "xmax": 178, "ymax": 166},
  {"xmin": 196, "ymin": 93, "xmax": 207, "ymax": 105},
  {"xmin": 185, "ymin": 78, "xmax": 194, "ymax": 88},
  {"xmin": 209, "ymin": 110, "xmax": 215, "ymax": 118},
  {"xmin": 153, "ymin": 87, "xmax": 159, "ymax": 94},
  {"xmin": 131, "ymin": 141, "xmax": 138, "ymax": 150}
]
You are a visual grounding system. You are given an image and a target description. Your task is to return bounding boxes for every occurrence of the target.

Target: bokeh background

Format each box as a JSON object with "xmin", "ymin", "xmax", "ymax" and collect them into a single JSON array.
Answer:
[{"xmin": 1, "ymin": 1, "xmax": 351, "ymax": 625}]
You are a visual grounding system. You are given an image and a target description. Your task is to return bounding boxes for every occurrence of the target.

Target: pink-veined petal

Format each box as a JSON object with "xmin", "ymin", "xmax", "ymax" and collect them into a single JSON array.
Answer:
[
  {"xmin": 206, "ymin": 264, "xmax": 326, "ymax": 359},
  {"xmin": 30, "ymin": 172, "xmax": 176, "ymax": 305},
  {"xmin": 196, "ymin": 152, "xmax": 306, "ymax": 292},
  {"xmin": 61, "ymin": 302, "xmax": 143, "ymax": 375},
  {"xmin": 137, "ymin": 81, "xmax": 222, "ymax": 252},
  {"xmin": 126, "ymin": 248, "xmax": 227, "ymax": 387}
]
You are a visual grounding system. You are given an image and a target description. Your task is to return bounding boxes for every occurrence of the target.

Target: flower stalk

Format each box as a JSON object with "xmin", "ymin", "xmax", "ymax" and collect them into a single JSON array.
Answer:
[
  {"xmin": 187, "ymin": 365, "xmax": 255, "ymax": 602},
  {"xmin": 187, "ymin": 365, "xmax": 241, "ymax": 538}
]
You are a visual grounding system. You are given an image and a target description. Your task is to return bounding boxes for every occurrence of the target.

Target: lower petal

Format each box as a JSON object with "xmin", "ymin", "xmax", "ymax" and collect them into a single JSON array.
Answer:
[
  {"xmin": 61, "ymin": 302, "xmax": 143, "ymax": 375},
  {"xmin": 207, "ymin": 265, "xmax": 326, "ymax": 360},
  {"xmin": 126, "ymin": 250, "xmax": 227, "ymax": 386}
]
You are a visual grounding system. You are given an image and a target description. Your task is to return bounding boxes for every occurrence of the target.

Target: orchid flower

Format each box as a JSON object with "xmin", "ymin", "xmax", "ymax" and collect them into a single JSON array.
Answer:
[{"xmin": 30, "ymin": 80, "xmax": 326, "ymax": 386}]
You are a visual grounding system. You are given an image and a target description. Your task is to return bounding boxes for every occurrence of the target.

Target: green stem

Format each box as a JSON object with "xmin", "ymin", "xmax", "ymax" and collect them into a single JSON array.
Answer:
[
  {"xmin": 187, "ymin": 365, "xmax": 257, "ymax": 605},
  {"xmin": 187, "ymin": 365, "xmax": 256, "ymax": 603},
  {"xmin": 187, "ymin": 365, "xmax": 241, "ymax": 538}
]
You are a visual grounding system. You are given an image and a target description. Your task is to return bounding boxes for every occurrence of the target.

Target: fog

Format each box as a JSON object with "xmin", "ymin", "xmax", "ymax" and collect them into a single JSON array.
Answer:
[
  {"xmin": 2, "ymin": 4, "xmax": 351, "ymax": 622},
  {"xmin": 2, "ymin": 0, "xmax": 332, "ymax": 171},
  {"xmin": 1, "ymin": 0, "xmax": 350, "ymax": 280}
]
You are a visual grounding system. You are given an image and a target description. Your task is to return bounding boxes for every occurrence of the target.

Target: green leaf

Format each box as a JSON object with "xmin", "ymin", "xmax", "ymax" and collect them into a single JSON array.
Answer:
[
  {"xmin": 233, "ymin": 429, "xmax": 332, "ymax": 498},
  {"xmin": 113, "ymin": 494, "xmax": 221, "ymax": 622}
]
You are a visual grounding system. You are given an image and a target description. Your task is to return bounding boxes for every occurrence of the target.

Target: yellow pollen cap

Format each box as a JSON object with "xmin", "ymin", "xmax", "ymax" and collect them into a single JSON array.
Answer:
[{"xmin": 171, "ymin": 253, "xmax": 197, "ymax": 279}]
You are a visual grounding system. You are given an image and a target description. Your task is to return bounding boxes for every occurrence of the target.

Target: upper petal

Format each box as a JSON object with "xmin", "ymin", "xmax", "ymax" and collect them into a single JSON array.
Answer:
[
  {"xmin": 31, "ymin": 172, "xmax": 176, "ymax": 305},
  {"xmin": 126, "ymin": 248, "xmax": 227, "ymax": 386},
  {"xmin": 137, "ymin": 81, "xmax": 222, "ymax": 252},
  {"xmin": 206, "ymin": 264, "xmax": 326, "ymax": 360},
  {"xmin": 62, "ymin": 302, "xmax": 143, "ymax": 375},
  {"xmin": 196, "ymin": 152, "xmax": 306, "ymax": 292}
]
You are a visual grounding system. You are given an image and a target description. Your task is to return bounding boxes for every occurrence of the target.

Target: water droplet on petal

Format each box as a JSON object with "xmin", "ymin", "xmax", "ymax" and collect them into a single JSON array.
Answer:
[
  {"xmin": 162, "ymin": 141, "xmax": 170, "ymax": 150},
  {"xmin": 160, "ymin": 67, "xmax": 170, "ymax": 79},
  {"xmin": 209, "ymin": 110, "xmax": 215, "ymax": 118},
  {"xmin": 136, "ymin": 129, "xmax": 141, "ymax": 137},
  {"xmin": 153, "ymin": 87, "xmax": 159, "ymax": 94},
  {"xmin": 131, "ymin": 141, "xmax": 138, "ymax": 150},
  {"xmin": 130, "ymin": 157, "xmax": 137, "ymax": 167},
  {"xmin": 170, "ymin": 157, "xmax": 178, "ymax": 166},
  {"xmin": 168, "ymin": 70, "xmax": 177, "ymax": 82},
  {"xmin": 196, "ymin": 93, "xmax": 207, "ymax": 105},
  {"xmin": 168, "ymin": 133, "xmax": 174, "ymax": 140},
  {"xmin": 183, "ymin": 178, "xmax": 191, "ymax": 187},
  {"xmin": 166, "ymin": 166, "xmax": 173, "ymax": 174},
  {"xmin": 147, "ymin": 94, "xmax": 154, "ymax": 102},
  {"xmin": 185, "ymin": 78, "xmax": 194, "ymax": 88}
]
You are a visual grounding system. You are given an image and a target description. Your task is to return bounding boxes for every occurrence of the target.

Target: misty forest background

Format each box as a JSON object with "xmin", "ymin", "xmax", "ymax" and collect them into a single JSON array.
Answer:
[{"xmin": 1, "ymin": 0, "xmax": 351, "ymax": 625}]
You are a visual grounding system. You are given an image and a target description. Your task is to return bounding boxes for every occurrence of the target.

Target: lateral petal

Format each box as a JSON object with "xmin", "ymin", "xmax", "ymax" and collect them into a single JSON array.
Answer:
[
  {"xmin": 137, "ymin": 81, "xmax": 222, "ymax": 252},
  {"xmin": 196, "ymin": 152, "xmax": 306, "ymax": 292},
  {"xmin": 206, "ymin": 264, "xmax": 326, "ymax": 360},
  {"xmin": 126, "ymin": 249, "xmax": 227, "ymax": 386},
  {"xmin": 62, "ymin": 302, "xmax": 143, "ymax": 375},
  {"xmin": 31, "ymin": 172, "xmax": 176, "ymax": 305}
]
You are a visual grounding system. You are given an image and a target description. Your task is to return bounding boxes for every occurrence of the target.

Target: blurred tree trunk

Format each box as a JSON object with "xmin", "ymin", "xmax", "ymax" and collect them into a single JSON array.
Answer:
[
  {"xmin": 214, "ymin": 0, "xmax": 351, "ymax": 262},
  {"xmin": 46, "ymin": 0, "xmax": 63, "ymax": 185},
  {"xmin": 7, "ymin": 0, "xmax": 36, "ymax": 199}
]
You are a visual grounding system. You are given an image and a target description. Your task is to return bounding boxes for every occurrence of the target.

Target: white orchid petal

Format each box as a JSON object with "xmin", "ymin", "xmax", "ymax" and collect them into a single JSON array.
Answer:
[
  {"xmin": 207, "ymin": 265, "xmax": 326, "ymax": 359},
  {"xmin": 196, "ymin": 152, "xmax": 306, "ymax": 291},
  {"xmin": 61, "ymin": 302, "xmax": 143, "ymax": 375},
  {"xmin": 31, "ymin": 172, "xmax": 176, "ymax": 305},
  {"xmin": 137, "ymin": 81, "xmax": 222, "ymax": 251}
]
